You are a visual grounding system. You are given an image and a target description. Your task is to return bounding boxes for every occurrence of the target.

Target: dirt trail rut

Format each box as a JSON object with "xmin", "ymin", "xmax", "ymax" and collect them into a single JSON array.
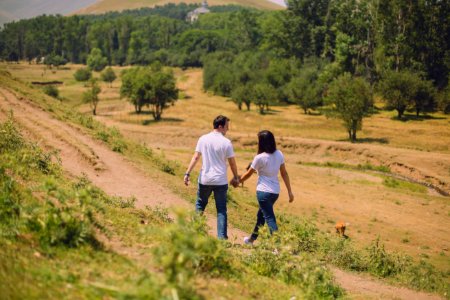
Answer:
[{"xmin": 0, "ymin": 87, "xmax": 443, "ymax": 300}]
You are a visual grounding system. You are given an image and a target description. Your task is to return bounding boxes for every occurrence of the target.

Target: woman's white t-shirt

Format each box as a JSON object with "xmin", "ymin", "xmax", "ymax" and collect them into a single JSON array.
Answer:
[{"xmin": 250, "ymin": 150, "xmax": 285, "ymax": 194}]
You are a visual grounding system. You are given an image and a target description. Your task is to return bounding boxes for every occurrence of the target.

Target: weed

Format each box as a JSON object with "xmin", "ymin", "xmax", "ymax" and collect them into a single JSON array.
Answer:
[
  {"xmin": 153, "ymin": 211, "xmax": 232, "ymax": 299},
  {"xmin": 367, "ymin": 238, "xmax": 411, "ymax": 278}
]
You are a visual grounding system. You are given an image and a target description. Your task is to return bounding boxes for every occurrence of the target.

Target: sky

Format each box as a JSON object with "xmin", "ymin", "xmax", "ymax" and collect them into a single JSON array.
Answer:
[{"xmin": 267, "ymin": 0, "xmax": 287, "ymax": 7}]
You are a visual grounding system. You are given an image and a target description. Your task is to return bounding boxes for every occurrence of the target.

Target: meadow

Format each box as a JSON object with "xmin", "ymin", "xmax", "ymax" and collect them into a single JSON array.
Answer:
[{"xmin": 1, "ymin": 62, "xmax": 449, "ymax": 298}]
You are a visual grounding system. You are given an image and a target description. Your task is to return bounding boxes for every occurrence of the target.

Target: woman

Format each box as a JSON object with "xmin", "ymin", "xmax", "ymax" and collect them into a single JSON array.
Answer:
[{"xmin": 238, "ymin": 130, "xmax": 294, "ymax": 245}]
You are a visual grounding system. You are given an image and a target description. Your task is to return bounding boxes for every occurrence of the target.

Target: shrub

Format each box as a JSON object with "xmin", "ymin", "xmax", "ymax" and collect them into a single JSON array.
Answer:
[
  {"xmin": 153, "ymin": 211, "xmax": 233, "ymax": 298},
  {"xmin": 244, "ymin": 228, "xmax": 343, "ymax": 298},
  {"xmin": 0, "ymin": 115, "xmax": 24, "ymax": 153},
  {"xmin": 42, "ymin": 85, "xmax": 59, "ymax": 99},
  {"xmin": 73, "ymin": 68, "xmax": 92, "ymax": 82},
  {"xmin": 367, "ymin": 238, "xmax": 411, "ymax": 278}
]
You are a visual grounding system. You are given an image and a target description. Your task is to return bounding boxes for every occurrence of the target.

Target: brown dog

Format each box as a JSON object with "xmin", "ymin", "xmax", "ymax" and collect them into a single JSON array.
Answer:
[{"xmin": 335, "ymin": 221, "xmax": 349, "ymax": 238}]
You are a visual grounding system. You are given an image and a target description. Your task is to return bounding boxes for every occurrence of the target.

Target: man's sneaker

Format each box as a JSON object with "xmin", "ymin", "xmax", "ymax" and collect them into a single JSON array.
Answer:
[{"xmin": 243, "ymin": 236, "xmax": 253, "ymax": 245}]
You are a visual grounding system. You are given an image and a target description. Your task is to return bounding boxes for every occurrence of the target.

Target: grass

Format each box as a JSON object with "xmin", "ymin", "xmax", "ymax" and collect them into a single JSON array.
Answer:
[{"xmin": 1, "ymin": 64, "xmax": 450, "ymax": 298}]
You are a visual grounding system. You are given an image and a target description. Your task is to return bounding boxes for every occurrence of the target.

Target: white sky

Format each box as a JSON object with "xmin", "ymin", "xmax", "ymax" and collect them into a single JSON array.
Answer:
[{"xmin": 266, "ymin": 0, "xmax": 287, "ymax": 7}]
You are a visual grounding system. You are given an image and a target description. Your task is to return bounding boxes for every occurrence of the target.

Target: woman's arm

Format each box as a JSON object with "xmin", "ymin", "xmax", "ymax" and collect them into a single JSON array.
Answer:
[
  {"xmin": 239, "ymin": 167, "xmax": 256, "ymax": 183},
  {"xmin": 280, "ymin": 163, "xmax": 294, "ymax": 202}
]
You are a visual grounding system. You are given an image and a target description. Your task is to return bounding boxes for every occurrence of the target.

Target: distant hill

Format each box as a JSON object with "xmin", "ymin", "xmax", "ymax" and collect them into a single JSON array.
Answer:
[
  {"xmin": 0, "ymin": 0, "xmax": 98, "ymax": 25},
  {"xmin": 75, "ymin": 0, "xmax": 284, "ymax": 15}
]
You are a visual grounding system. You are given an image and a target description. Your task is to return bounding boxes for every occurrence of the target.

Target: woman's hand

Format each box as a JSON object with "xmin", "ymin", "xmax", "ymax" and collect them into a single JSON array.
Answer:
[{"xmin": 288, "ymin": 192, "xmax": 294, "ymax": 203}]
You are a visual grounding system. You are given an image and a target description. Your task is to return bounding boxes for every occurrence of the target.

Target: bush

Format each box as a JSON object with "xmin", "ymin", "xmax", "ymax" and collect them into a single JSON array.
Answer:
[
  {"xmin": 244, "ymin": 228, "xmax": 343, "ymax": 298},
  {"xmin": 42, "ymin": 85, "xmax": 59, "ymax": 99},
  {"xmin": 73, "ymin": 68, "xmax": 92, "ymax": 82},
  {"xmin": 367, "ymin": 238, "xmax": 411, "ymax": 278},
  {"xmin": 153, "ymin": 211, "xmax": 233, "ymax": 299}
]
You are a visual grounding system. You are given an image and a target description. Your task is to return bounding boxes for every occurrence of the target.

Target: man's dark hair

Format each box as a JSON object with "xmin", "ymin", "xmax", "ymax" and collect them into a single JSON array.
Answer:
[
  {"xmin": 257, "ymin": 130, "xmax": 277, "ymax": 154},
  {"xmin": 213, "ymin": 115, "xmax": 230, "ymax": 129}
]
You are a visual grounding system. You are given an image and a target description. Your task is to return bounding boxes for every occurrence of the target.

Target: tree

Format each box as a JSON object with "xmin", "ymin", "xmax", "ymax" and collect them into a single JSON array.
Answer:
[
  {"xmin": 413, "ymin": 79, "xmax": 436, "ymax": 116},
  {"xmin": 83, "ymin": 79, "xmax": 101, "ymax": 115},
  {"xmin": 287, "ymin": 68, "xmax": 322, "ymax": 114},
  {"xmin": 120, "ymin": 66, "xmax": 178, "ymax": 120},
  {"xmin": 74, "ymin": 68, "xmax": 92, "ymax": 82},
  {"xmin": 231, "ymin": 84, "xmax": 252, "ymax": 111},
  {"xmin": 252, "ymin": 83, "xmax": 277, "ymax": 114},
  {"xmin": 149, "ymin": 68, "xmax": 178, "ymax": 120},
  {"xmin": 326, "ymin": 73, "xmax": 372, "ymax": 142},
  {"xmin": 101, "ymin": 67, "xmax": 117, "ymax": 87},
  {"xmin": 87, "ymin": 48, "xmax": 108, "ymax": 72},
  {"xmin": 43, "ymin": 54, "xmax": 67, "ymax": 69},
  {"xmin": 378, "ymin": 70, "xmax": 419, "ymax": 119}
]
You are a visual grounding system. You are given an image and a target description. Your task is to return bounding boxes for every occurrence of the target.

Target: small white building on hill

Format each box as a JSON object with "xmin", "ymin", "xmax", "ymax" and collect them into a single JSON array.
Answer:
[{"xmin": 186, "ymin": 0, "xmax": 210, "ymax": 22}]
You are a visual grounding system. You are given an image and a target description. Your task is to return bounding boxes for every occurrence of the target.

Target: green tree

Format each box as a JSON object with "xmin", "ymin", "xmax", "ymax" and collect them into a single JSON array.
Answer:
[
  {"xmin": 326, "ymin": 73, "xmax": 372, "ymax": 142},
  {"xmin": 231, "ymin": 84, "xmax": 252, "ymax": 111},
  {"xmin": 83, "ymin": 79, "xmax": 101, "ymax": 115},
  {"xmin": 252, "ymin": 83, "xmax": 277, "ymax": 114},
  {"xmin": 120, "ymin": 66, "xmax": 178, "ymax": 120},
  {"xmin": 87, "ymin": 48, "xmax": 108, "ymax": 72},
  {"xmin": 287, "ymin": 67, "xmax": 322, "ymax": 114},
  {"xmin": 73, "ymin": 68, "xmax": 92, "ymax": 82},
  {"xmin": 378, "ymin": 70, "xmax": 419, "ymax": 119},
  {"xmin": 101, "ymin": 67, "xmax": 117, "ymax": 87}
]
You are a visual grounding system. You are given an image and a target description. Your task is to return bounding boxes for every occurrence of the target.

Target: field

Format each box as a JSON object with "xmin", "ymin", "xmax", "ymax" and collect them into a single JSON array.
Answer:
[
  {"xmin": 75, "ymin": 0, "xmax": 282, "ymax": 15},
  {"xmin": 1, "ymin": 62, "xmax": 450, "ymax": 298}
]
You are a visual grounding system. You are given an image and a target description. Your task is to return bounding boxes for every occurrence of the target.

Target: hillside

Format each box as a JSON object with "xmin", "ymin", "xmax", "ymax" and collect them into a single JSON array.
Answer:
[
  {"xmin": 1, "ymin": 64, "xmax": 448, "ymax": 299},
  {"xmin": 75, "ymin": 0, "xmax": 284, "ymax": 15}
]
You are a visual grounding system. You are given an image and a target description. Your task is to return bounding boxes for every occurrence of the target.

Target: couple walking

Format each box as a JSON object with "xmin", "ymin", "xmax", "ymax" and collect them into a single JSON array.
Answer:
[{"xmin": 184, "ymin": 115, "xmax": 294, "ymax": 244}]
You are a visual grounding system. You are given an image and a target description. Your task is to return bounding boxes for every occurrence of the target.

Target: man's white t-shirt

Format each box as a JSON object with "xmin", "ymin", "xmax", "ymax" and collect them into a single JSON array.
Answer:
[
  {"xmin": 250, "ymin": 150, "xmax": 285, "ymax": 194},
  {"xmin": 195, "ymin": 131, "xmax": 235, "ymax": 185}
]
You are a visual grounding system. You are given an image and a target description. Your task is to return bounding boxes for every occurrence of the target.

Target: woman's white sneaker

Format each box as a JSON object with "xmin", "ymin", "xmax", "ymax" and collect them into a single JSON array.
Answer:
[{"xmin": 243, "ymin": 236, "xmax": 253, "ymax": 245}]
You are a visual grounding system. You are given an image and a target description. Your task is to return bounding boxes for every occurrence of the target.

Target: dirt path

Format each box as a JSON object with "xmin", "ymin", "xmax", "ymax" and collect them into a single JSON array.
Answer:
[{"xmin": 0, "ymin": 87, "xmax": 443, "ymax": 300}]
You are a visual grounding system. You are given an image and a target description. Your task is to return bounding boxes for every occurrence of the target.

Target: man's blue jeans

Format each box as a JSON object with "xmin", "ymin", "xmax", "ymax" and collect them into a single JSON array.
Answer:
[
  {"xmin": 250, "ymin": 191, "xmax": 279, "ymax": 241},
  {"xmin": 195, "ymin": 183, "xmax": 228, "ymax": 239}
]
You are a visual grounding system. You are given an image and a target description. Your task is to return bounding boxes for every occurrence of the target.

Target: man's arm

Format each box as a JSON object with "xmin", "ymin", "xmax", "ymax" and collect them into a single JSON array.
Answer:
[
  {"xmin": 227, "ymin": 157, "xmax": 239, "ymax": 186},
  {"xmin": 184, "ymin": 151, "xmax": 201, "ymax": 186}
]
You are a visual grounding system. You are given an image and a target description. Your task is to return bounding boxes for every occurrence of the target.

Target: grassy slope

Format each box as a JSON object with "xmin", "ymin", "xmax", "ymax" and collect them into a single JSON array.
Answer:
[
  {"xmin": 75, "ymin": 0, "xmax": 282, "ymax": 14},
  {"xmin": 0, "ymin": 71, "xmax": 338, "ymax": 299},
  {"xmin": 4, "ymin": 63, "xmax": 450, "ymax": 272},
  {"xmin": 1, "ymin": 65, "xmax": 449, "ymax": 298}
]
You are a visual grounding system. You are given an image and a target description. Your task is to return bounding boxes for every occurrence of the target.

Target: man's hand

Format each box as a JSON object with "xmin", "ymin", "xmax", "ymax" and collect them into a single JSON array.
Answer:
[
  {"xmin": 184, "ymin": 174, "xmax": 190, "ymax": 186},
  {"xmin": 230, "ymin": 177, "xmax": 240, "ymax": 188},
  {"xmin": 288, "ymin": 192, "xmax": 294, "ymax": 203}
]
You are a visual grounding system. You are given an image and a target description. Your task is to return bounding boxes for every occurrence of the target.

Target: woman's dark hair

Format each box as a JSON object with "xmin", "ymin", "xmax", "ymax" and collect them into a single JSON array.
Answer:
[
  {"xmin": 213, "ymin": 115, "xmax": 230, "ymax": 129},
  {"xmin": 257, "ymin": 130, "xmax": 276, "ymax": 154}
]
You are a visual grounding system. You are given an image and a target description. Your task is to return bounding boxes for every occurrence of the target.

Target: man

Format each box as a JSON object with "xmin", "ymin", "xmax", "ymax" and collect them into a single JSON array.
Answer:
[{"xmin": 184, "ymin": 115, "xmax": 239, "ymax": 239}]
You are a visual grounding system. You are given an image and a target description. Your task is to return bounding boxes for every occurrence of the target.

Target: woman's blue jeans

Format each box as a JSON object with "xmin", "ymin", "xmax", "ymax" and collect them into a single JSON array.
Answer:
[
  {"xmin": 250, "ymin": 191, "xmax": 279, "ymax": 241},
  {"xmin": 195, "ymin": 183, "xmax": 228, "ymax": 239}
]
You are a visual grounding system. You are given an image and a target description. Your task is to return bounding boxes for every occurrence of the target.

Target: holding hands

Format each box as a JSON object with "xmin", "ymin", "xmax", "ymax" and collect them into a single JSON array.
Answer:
[{"xmin": 230, "ymin": 176, "xmax": 240, "ymax": 188}]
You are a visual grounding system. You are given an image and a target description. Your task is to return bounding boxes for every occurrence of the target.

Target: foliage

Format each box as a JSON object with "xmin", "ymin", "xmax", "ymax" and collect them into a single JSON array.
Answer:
[
  {"xmin": 287, "ymin": 67, "xmax": 322, "ymax": 113},
  {"xmin": 252, "ymin": 83, "xmax": 277, "ymax": 114},
  {"xmin": 326, "ymin": 73, "xmax": 373, "ymax": 142},
  {"xmin": 120, "ymin": 65, "xmax": 178, "ymax": 120},
  {"xmin": 42, "ymin": 85, "xmax": 59, "ymax": 99},
  {"xmin": 100, "ymin": 67, "xmax": 117, "ymax": 87},
  {"xmin": 43, "ymin": 54, "xmax": 67, "ymax": 68},
  {"xmin": 0, "ymin": 117, "xmax": 99, "ymax": 249},
  {"xmin": 153, "ymin": 211, "xmax": 233, "ymax": 299},
  {"xmin": 87, "ymin": 48, "xmax": 108, "ymax": 72},
  {"xmin": 378, "ymin": 70, "xmax": 428, "ymax": 119},
  {"xmin": 82, "ymin": 79, "xmax": 101, "ymax": 115},
  {"xmin": 73, "ymin": 68, "xmax": 92, "ymax": 82},
  {"xmin": 244, "ymin": 227, "xmax": 343, "ymax": 299}
]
